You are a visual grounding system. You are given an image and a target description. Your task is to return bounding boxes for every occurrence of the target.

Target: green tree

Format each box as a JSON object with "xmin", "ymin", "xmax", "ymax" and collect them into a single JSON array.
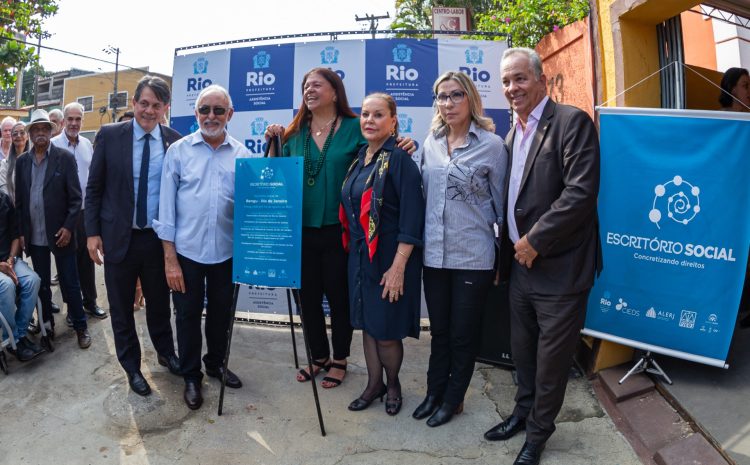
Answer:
[
  {"xmin": 390, "ymin": 0, "xmax": 589, "ymax": 47},
  {"xmin": 472, "ymin": 0, "xmax": 589, "ymax": 47},
  {"xmin": 0, "ymin": 0, "xmax": 59, "ymax": 88}
]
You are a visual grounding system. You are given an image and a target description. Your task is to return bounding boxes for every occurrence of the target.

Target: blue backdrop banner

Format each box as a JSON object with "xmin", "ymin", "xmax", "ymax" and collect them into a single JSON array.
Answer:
[
  {"xmin": 233, "ymin": 157, "xmax": 303, "ymax": 288},
  {"xmin": 583, "ymin": 108, "xmax": 750, "ymax": 368}
]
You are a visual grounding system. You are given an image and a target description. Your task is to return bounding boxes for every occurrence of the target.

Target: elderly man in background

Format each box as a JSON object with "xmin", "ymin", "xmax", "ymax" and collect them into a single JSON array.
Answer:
[
  {"xmin": 48, "ymin": 109, "xmax": 64, "ymax": 138},
  {"xmin": 1, "ymin": 116, "xmax": 16, "ymax": 159},
  {"xmin": 14, "ymin": 109, "xmax": 91, "ymax": 349},
  {"xmin": 52, "ymin": 102, "xmax": 107, "ymax": 321},
  {"xmin": 154, "ymin": 84, "xmax": 248, "ymax": 410}
]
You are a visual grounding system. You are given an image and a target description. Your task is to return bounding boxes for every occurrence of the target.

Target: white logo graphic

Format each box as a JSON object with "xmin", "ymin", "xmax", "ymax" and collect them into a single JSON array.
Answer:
[
  {"xmin": 260, "ymin": 167, "xmax": 274, "ymax": 181},
  {"xmin": 649, "ymin": 175, "xmax": 700, "ymax": 229},
  {"xmin": 679, "ymin": 310, "xmax": 697, "ymax": 329},
  {"xmin": 599, "ymin": 291, "xmax": 612, "ymax": 313},
  {"xmin": 615, "ymin": 298, "xmax": 627, "ymax": 311},
  {"xmin": 646, "ymin": 307, "xmax": 656, "ymax": 318},
  {"xmin": 708, "ymin": 313, "xmax": 718, "ymax": 323}
]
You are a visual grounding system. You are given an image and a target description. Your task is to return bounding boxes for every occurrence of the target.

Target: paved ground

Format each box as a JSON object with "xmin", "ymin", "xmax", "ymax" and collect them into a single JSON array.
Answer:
[
  {"xmin": 659, "ymin": 326, "xmax": 750, "ymax": 465},
  {"xmin": 0, "ymin": 265, "xmax": 643, "ymax": 465}
]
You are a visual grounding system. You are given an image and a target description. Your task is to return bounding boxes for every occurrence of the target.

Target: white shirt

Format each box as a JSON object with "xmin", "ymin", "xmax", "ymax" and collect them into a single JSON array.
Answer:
[
  {"xmin": 51, "ymin": 132, "xmax": 94, "ymax": 203},
  {"xmin": 507, "ymin": 96, "xmax": 549, "ymax": 244}
]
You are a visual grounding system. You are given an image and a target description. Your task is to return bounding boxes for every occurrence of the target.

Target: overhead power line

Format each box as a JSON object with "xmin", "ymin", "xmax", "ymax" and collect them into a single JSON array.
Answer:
[{"xmin": 0, "ymin": 35, "xmax": 143, "ymax": 70}]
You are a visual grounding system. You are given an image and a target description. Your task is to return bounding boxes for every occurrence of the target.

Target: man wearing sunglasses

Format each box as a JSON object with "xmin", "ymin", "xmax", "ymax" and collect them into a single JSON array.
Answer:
[
  {"xmin": 86, "ymin": 75, "xmax": 181, "ymax": 397},
  {"xmin": 154, "ymin": 85, "xmax": 249, "ymax": 410}
]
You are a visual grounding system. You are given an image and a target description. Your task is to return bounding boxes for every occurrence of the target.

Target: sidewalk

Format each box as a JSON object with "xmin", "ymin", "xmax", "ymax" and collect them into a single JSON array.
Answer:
[{"xmin": 0, "ymin": 268, "xmax": 643, "ymax": 465}]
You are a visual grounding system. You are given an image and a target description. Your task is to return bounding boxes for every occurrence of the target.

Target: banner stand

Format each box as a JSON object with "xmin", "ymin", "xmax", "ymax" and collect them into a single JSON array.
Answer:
[
  {"xmin": 619, "ymin": 351, "xmax": 673, "ymax": 385},
  {"xmin": 217, "ymin": 284, "xmax": 327, "ymax": 436},
  {"xmin": 286, "ymin": 289, "xmax": 300, "ymax": 369}
]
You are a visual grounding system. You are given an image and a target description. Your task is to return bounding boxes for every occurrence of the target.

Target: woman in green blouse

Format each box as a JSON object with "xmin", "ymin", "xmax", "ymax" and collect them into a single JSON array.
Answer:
[
  {"xmin": 267, "ymin": 68, "xmax": 414, "ymax": 389},
  {"xmin": 266, "ymin": 68, "xmax": 364, "ymax": 388}
]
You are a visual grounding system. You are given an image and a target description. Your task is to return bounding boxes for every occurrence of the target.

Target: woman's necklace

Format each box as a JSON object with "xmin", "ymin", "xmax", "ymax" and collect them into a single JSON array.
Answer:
[
  {"xmin": 312, "ymin": 116, "xmax": 337, "ymax": 137},
  {"xmin": 304, "ymin": 115, "xmax": 338, "ymax": 186}
]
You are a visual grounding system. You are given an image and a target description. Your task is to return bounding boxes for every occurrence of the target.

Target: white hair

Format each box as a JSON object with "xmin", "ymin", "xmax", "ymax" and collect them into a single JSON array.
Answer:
[
  {"xmin": 502, "ymin": 47, "xmax": 544, "ymax": 79},
  {"xmin": 196, "ymin": 84, "xmax": 233, "ymax": 109},
  {"xmin": 1, "ymin": 116, "xmax": 17, "ymax": 128},
  {"xmin": 63, "ymin": 102, "xmax": 85, "ymax": 117},
  {"xmin": 48, "ymin": 108, "xmax": 64, "ymax": 120}
]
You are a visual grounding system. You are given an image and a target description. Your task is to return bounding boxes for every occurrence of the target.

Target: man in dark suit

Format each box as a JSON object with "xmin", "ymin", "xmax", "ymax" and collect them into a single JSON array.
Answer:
[
  {"xmin": 483, "ymin": 48, "xmax": 601, "ymax": 465},
  {"xmin": 15, "ymin": 109, "xmax": 91, "ymax": 349},
  {"xmin": 86, "ymin": 76, "xmax": 181, "ymax": 396}
]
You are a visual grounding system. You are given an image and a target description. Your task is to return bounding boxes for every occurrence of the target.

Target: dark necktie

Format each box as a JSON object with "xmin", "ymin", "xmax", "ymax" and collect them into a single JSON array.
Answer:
[{"xmin": 136, "ymin": 133, "xmax": 151, "ymax": 229}]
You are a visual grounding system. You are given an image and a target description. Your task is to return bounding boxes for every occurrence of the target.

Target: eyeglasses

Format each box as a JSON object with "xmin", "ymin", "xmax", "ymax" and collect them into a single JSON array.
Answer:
[
  {"xmin": 197, "ymin": 105, "xmax": 228, "ymax": 116},
  {"xmin": 11, "ymin": 131, "xmax": 26, "ymax": 137},
  {"xmin": 435, "ymin": 90, "xmax": 466, "ymax": 105}
]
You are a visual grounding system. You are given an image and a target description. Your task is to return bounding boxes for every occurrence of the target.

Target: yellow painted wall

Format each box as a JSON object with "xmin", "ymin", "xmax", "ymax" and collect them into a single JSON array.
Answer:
[
  {"xmin": 596, "ymin": 0, "xmax": 702, "ymax": 107},
  {"xmin": 62, "ymin": 69, "xmax": 171, "ymax": 134}
]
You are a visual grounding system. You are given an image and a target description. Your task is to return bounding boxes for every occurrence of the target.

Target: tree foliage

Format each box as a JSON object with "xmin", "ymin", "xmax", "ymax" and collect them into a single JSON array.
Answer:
[
  {"xmin": 391, "ymin": 0, "xmax": 589, "ymax": 47},
  {"xmin": 472, "ymin": 0, "xmax": 589, "ymax": 48},
  {"xmin": 0, "ymin": 0, "xmax": 58, "ymax": 88}
]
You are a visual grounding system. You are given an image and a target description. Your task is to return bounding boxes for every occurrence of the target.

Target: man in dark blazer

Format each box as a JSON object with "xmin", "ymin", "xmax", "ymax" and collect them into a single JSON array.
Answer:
[
  {"xmin": 15, "ymin": 109, "xmax": 91, "ymax": 349},
  {"xmin": 483, "ymin": 48, "xmax": 602, "ymax": 465},
  {"xmin": 86, "ymin": 75, "xmax": 181, "ymax": 396}
]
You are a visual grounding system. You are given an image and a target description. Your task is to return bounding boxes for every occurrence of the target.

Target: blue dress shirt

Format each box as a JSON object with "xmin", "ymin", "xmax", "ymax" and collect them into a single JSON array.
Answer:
[
  {"xmin": 153, "ymin": 130, "xmax": 250, "ymax": 264},
  {"xmin": 132, "ymin": 120, "xmax": 165, "ymax": 229}
]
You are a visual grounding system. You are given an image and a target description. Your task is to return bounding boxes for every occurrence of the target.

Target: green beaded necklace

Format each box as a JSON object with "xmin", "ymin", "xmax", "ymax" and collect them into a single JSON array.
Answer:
[{"xmin": 303, "ymin": 115, "xmax": 338, "ymax": 186}]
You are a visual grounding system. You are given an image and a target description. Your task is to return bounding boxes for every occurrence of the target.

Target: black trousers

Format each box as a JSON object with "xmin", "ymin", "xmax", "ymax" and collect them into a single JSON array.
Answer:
[
  {"xmin": 75, "ymin": 211, "xmax": 97, "ymax": 309},
  {"xmin": 300, "ymin": 225, "xmax": 352, "ymax": 361},
  {"xmin": 103, "ymin": 229, "xmax": 176, "ymax": 373},
  {"xmin": 28, "ymin": 245, "xmax": 87, "ymax": 330},
  {"xmin": 423, "ymin": 266, "xmax": 494, "ymax": 405},
  {"xmin": 172, "ymin": 255, "xmax": 233, "ymax": 382},
  {"xmin": 509, "ymin": 261, "xmax": 589, "ymax": 444}
]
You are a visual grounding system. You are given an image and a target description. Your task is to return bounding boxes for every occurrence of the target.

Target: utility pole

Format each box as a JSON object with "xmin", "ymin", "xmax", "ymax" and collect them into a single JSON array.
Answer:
[
  {"xmin": 103, "ymin": 46, "xmax": 120, "ymax": 122},
  {"xmin": 355, "ymin": 12, "xmax": 390, "ymax": 39},
  {"xmin": 32, "ymin": 34, "xmax": 42, "ymax": 110}
]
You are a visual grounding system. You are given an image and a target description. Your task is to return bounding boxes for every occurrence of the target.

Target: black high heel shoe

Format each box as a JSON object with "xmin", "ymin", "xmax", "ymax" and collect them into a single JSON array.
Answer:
[
  {"xmin": 348, "ymin": 384, "xmax": 387, "ymax": 411},
  {"xmin": 385, "ymin": 385, "xmax": 403, "ymax": 416},
  {"xmin": 426, "ymin": 401, "xmax": 464, "ymax": 427},
  {"xmin": 412, "ymin": 394, "xmax": 442, "ymax": 419}
]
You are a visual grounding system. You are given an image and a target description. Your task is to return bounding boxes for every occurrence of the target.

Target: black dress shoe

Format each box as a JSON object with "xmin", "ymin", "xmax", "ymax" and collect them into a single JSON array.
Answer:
[
  {"xmin": 157, "ymin": 353, "xmax": 181, "ymax": 376},
  {"xmin": 50, "ymin": 301, "xmax": 60, "ymax": 313},
  {"xmin": 127, "ymin": 371, "xmax": 151, "ymax": 396},
  {"xmin": 84, "ymin": 306, "xmax": 108, "ymax": 319},
  {"xmin": 412, "ymin": 394, "xmax": 442, "ymax": 420},
  {"xmin": 484, "ymin": 414, "xmax": 526, "ymax": 441},
  {"xmin": 205, "ymin": 366, "xmax": 243, "ymax": 388},
  {"xmin": 184, "ymin": 380, "xmax": 203, "ymax": 410},
  {"xmin": 66, "ymin": 315, "xmax": 73, "ymax": 328},
  {"xmin": 426, "ymin": 401, "xmax": 464, "ymax": 427},
  {"xmin": 76, "ymin": 328, "xmax": 92, "ymax": 349},
  {"xmin": 514, "ymin": 441, "xmax": 545, "ymax": 465}
]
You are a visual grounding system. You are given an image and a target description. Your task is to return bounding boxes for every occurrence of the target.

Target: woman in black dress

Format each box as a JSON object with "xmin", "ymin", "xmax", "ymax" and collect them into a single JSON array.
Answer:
[{"xmin": 340, "ymin": 93, "xmax": 425, "ymax": 415}]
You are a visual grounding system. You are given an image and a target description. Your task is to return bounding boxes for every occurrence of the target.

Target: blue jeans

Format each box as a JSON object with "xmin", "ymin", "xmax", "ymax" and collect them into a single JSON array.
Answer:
[
  {"xmin": 0, "ymin": 259, "xmax": 41, "ymax": 341},
  {"xmin": 28, "ymin": 245, "xmax": 87, "ymax": 331}
]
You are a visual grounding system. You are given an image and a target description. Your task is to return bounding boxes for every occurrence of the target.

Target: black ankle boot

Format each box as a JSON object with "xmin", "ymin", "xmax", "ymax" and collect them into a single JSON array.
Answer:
[
  {"xmin": 412, "ymin": 394, "xmax": 442, "ymax": 419},
  {"xmin": 426, "ymin": 401, "xmax": 463, "ymax": 427}
]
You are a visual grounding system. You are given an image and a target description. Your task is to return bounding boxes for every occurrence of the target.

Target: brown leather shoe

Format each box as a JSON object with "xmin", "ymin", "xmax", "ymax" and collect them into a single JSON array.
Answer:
[
  {"xmin": 184, "ymin": 380, "xmax": 203, "ymax": 410},
  {"xmin": 76, "ymin": 328, "xmax": 92, "ymax": 349}
]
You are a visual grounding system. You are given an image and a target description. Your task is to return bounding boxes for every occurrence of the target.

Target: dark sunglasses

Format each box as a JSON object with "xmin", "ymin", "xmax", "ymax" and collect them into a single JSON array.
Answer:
[{"xmin": 197, "ymin": 105, "xmax": 228, "ymax": 116}]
